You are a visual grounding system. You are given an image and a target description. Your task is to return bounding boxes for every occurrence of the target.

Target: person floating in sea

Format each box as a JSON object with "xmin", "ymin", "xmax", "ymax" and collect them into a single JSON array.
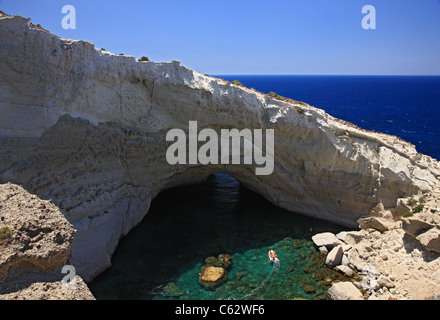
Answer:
[{"xmin": 268, "ymin": 249, "xmax": 278, "ymax": 263}]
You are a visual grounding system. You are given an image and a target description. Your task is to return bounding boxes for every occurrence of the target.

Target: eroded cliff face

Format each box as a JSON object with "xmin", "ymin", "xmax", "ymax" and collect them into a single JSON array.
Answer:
[
  {"xmin": 0, "ymin": 182, "xmax": 94, "ymax": 300},
  {"xmin": 1, "ymin": 12, "xmax": 439, "ymax": 281}
]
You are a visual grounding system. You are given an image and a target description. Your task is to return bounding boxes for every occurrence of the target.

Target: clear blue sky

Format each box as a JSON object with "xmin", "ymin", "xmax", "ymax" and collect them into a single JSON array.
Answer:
[{"xmin": 1, "ymin": 0, "xmax": 440, "ymax": 75}]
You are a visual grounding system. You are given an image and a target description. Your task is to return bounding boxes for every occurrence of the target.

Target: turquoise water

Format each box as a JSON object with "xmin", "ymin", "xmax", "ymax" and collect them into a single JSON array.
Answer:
[
  {"xmin": 89, "ymin": 174, "xmax": 350, "ymax": 300},
  {"xmin": 154, "ymin": 237, "xmax": 351, "ymax": 300}
]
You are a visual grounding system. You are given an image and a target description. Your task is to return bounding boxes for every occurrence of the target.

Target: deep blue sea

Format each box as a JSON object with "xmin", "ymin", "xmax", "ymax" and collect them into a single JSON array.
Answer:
[{"xmin": 218, "ymin": 75, "xmax": 440, "ymax": 160}]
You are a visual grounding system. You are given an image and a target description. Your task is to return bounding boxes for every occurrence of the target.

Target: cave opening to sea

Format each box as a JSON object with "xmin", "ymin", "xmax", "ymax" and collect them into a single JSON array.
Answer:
[{"xmin": 88, "ymin": 173, "xmax": 351, "ymax": 300}]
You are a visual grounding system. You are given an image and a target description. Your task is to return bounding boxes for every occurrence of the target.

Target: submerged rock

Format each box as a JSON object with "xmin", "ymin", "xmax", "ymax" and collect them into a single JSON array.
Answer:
[
  {"xmin": 163, "ymin": 282, "xmax": 184, "ymax": 297},
  {"xmin": 204, "ymin": 256, "xmax": 223, "ymax": 267},
  {"xmin": 218, "ymin": 254, "xmax": 232, "ymax": 268},
  {"xmin": 199, "ymin": 266, "xmax": 227, "ymax": 289}
]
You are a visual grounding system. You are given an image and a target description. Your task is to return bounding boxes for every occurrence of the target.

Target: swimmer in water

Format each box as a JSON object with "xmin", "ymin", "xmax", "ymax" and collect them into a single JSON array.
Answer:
[{"xmin": 268, "ymin": 249, "xmax": 278, "ymax": 263}]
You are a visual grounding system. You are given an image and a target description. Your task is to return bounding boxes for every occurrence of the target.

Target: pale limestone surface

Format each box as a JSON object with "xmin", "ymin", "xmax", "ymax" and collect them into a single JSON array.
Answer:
[{"xmin": 318, "ymin": 192, "xmax": 440, "ymax": 300}]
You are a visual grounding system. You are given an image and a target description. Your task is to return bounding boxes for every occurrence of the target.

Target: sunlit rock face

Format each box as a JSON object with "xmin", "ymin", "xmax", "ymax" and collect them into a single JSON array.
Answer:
[{"xmin": 1, "ymin": 12, "xmax": 439, "ymax": 281}]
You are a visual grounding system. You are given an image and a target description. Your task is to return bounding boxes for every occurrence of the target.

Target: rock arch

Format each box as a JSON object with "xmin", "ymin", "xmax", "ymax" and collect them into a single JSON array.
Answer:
[{"xmin": 0, "ymin": 13, "xmax": 439, "ymax": 281}]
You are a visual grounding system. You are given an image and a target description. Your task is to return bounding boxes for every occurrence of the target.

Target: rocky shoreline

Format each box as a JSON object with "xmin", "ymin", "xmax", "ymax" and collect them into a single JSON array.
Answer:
[{"xmin": 313, "ymin": 192, "xmax": 440, "ymax": 300}]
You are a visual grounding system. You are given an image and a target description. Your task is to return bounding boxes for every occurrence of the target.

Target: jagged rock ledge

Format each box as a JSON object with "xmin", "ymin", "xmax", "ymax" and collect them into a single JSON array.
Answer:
[
  {"xmin": 0, "ymin": 10, "xmax": 440, "ymax": 298},
  {"xmin": 313, "ymin": 193, "xmax": 440, "ymax": 300}
]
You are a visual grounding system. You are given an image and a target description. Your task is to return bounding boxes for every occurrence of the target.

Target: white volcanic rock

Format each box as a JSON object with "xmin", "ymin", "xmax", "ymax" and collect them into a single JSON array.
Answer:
[
  {"xmin": 416, "ymin": 228, "xmax": 440, "ymax": 253},
  {"xmin": 344, "ymin": 225, "xmax": 440, "ymax": 300},
  {"xmin": 0, "ymin": 12, "xmax": 440, "ymax": 282},
  {"xmin": 0, "ymin": 183, "xmax": 74, "ymax": 282},
  {"xmin": 325, "ymin": 245, "xmax": 343, "ymax": 268},
  {"xmin": 357, "ymin": 216, "xmax": 395, "ymax": 232},
  {"xmin": 402, "ymin": 217, "xmax": 434, "ymax": 238},
  {"xmin": 312, "ymin": 232, "xmax": 342, "ymax": 250}
]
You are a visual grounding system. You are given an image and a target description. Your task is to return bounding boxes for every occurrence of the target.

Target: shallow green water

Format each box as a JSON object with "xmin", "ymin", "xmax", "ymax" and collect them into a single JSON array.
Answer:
[
  {"xmin": 89, "ymin": 174, "xmax": 350, "ymax": 300},
  {"xmin": 153, "ymin": 237, "xmax": 349, "ymax": 300}
]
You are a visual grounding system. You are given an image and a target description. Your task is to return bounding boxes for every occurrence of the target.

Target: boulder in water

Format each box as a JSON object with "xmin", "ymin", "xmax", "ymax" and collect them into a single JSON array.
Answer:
[
  {"xmin": 199, "ymin": 266, "xmax": 228, "ymax": 288},
  {"xmin": 312, "ymin": 232, "xmax": 342, "ymax": 250}
]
